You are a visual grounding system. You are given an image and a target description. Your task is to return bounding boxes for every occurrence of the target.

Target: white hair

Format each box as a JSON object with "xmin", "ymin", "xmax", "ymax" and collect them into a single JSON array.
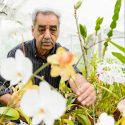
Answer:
[{"xmin": 32, "ymin": 8, "xmax": 61, "ymax": 26}]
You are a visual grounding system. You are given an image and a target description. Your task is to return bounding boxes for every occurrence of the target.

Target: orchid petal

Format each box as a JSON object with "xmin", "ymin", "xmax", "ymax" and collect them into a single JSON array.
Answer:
[
  {"xmin": 0, "ymin": 58, "xmax": 17, "ymax": 81},
  {"xmin": 20, "ymin": 89, "xmax": 40, "ymax": 117},
  {"xmin": 32, "ymin": 113, "xmax": 44, "ymax": 125},
  {"xmin": 50, "ymin": 65, "xmax": 60, "ymax": 77}
]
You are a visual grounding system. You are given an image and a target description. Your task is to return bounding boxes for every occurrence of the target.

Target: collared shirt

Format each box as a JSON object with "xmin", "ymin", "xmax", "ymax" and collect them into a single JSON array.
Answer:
[{"xmin": 1, "ymin": 39, "xmax": 81, "ymax": 90}]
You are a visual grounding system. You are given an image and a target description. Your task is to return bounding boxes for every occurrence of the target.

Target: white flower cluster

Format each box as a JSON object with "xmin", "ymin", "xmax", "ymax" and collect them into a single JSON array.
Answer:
[
  {"xmin": 20, "ymin": 82, "xmax": 66, "ymax": 125},
  {"xmin": 97, "ymin": 63, "xmax": 125, "ymax": 84},
  {"xmin": 0, "ymin": 50, "xmax": 66, "ymax": 125}
]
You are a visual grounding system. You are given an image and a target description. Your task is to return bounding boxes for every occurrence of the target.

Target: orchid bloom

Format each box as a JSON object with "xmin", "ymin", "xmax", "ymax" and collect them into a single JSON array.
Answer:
[
  {"xmin": 20, "ymin": 81, "xmax": 66, "ymax": 125},
  {"xmin": 95, "ymin": 112, "xmax": 115, "ymax": 125},
  {"xmin": 47, "ymin": 47, "xmax": 76, "ymax": 81},
  {"xmin": 0, "ymin": 49, "xmax": 33, "ymax": 86},
  {"xmin": 117, "ymin": 99, "xmax": 125, "ymax": 116}
]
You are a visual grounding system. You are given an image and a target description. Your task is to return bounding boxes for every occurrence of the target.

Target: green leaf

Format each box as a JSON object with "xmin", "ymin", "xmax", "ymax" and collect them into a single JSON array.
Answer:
[
  {"xmin": 110, "ymin": 41, "xmax": 125, "ymax": 53},
  {"xmin": 110, "ymin": 20, "xmax": 116, "ymax": 29},
  {"xmin": 74, "ymin": 0, "xmax": 83, "ymax": 10},
  {"xmin": 114, "ymin": 0, "xmax": 121, "ymax": 14},
  {"xmin": 107, "ymin": 30, "xmax": 113, "ymax": 38},
  {"xmin": 112, "ymin": 14, "xmax": 119, "ymax": 21},
  {"xmin": 63, "ymin": 119, "xmax": 74, "ymax": 125},
  {"xmin": 112, "ymin": 52, "xmax": 125, "ymax": 64},
  {"xmin": 76, "ymin": 114, "xmax": 91, "ymax": 125},
  {"xmin": 113, "ymin": 0, "xmax": 121, "ymax": 21},
  {"xmin": 0, "ymin": 107, "xmax": 20, "ymax": 120},
  {"xmin": 99, "ymin": 17, "xmax": 103, "ymax": 24},
  {"xmin": 95, "ymin": 17, "xmax": 103, "ymax": 34},
  {"xmin": 79, "ymin": 24, "xmax": 87, "ymax": 40},
  {"xmin": 95, "ymin": 25, "xmax": 100, "ymax": 31}
]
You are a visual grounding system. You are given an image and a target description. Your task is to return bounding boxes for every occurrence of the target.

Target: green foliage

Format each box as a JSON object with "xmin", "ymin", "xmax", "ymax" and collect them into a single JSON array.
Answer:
[
  {"xmin": 107, "ymin": 0, "xmax": 121, "ymax": 38},
  {"xmin": 107, "ymin": 30, "xmax": 113, "ymax": 38},
  {"xmin": 110, "ymin": 41, "xmax": 125, "ymax": 53},
  {"xmin": 74, "ymin": 0, "xmax": 83, "ymax": 10},
  {"xmin": 66, "ymin": 95, "xmax": 77, "ymax": 107},
  {"xmin": 109, "ymin": 41, "xmax": 125, "ymax": 63},
  {"xmin": 112, "ymin": 52, "xmax": 125, "ymax": 63},
  {"xmin": 0, "ymin": 107, "xmax": 19, "ymax": 120},
  {"xmin": 59, "ymin": 80, "xmax": 72, "ymax": 98},
  {"xmin": 68, "ymin": 0, "xmax": 124, "ymax": 124},
  {"xmin": 79, "ymin": 24, "xmax": 87, "ymax": 41},
  {"xmin": 110, "ymin": 20, "xmax": 117, "ymax": 29},
  {"xmin": 103, "ymin": 0, "xmax": 122, "ymax": 57},
  {"xmin": 95, "ymin": 17, "xmax": 103, "ymax": 35},
  {"xmin": 76, "ymin": 114, "xmax": 91, "ymax": 125},
  {"xmin": 63, "ymin": 119, "xmax": 74, "ymax": 125}
]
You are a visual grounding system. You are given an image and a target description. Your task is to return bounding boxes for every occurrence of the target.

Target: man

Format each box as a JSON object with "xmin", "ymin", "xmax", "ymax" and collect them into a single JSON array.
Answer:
[{"xmin": 0, "ymin": 9, "xmax": 96, "ymax": 107}]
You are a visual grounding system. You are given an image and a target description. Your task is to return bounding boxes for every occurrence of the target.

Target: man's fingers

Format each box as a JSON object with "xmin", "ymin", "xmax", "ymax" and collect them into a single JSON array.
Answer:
[
  {"xmin": 80, "ymin": 91, "xmax": 96, "ymax": 106},
  {"xmin": 77, "ymin": 85, "xmax": 95, "ymax": 101},
  {"xmin": 76, "ymin": 82, "xmax": 90, "ymax": 95}
]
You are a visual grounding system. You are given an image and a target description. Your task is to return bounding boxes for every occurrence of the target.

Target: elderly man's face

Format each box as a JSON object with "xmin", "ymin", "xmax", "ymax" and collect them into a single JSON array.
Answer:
[{"xmin": 32, "ymin": 13, "xmax": 59, "ymax": 52}]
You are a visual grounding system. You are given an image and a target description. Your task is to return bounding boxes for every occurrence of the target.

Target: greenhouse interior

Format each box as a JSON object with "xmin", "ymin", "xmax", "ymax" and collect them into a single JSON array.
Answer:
[{"xmin": 0, "ymin": 0, "xmax": 125, "ymax": 125}]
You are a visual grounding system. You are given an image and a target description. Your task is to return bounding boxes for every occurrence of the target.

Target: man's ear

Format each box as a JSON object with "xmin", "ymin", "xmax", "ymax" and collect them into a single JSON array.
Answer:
[{"xmin": 32, "ymin": 25, "xmax": 35, "ymax": 37}]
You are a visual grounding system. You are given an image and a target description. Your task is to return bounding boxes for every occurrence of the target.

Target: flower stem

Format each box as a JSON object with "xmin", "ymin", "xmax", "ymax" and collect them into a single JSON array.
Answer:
[
  {"xmin": 31, "ymin": 63, "xmax": 50, "ymax": 81},
  {"xmin": 74, "ymin": 8, "xmax": 88, "ymax": 78}
]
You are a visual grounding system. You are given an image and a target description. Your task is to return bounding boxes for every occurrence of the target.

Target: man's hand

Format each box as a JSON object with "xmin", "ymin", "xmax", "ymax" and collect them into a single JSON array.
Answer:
[
  {"xmin": 69, "ymin": 74, "xmax": 96, "ymax": 106},
  {"xmin": 0, "ymin": 94, "xmax": 12, "ymax": 105}
]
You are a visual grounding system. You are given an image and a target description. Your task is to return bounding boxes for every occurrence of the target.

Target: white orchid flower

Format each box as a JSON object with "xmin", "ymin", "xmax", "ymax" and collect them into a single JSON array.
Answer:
[
  {"xmin": 20, "ymin": 81, "xmax": 66, "ymax": 125},
  {"xmin": 95, "ymin": 112, "xmax": 115, "ymax": 125},
  {"xmin": 0, "ymin": 49, "xmax": 33, "ymax": 85}
]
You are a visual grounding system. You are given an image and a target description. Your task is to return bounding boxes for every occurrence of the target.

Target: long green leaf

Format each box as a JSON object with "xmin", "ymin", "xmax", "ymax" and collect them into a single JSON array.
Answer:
[
  {"xmin": 110, "ymin": 41, "xmax": 125, "ymax": 53},
  {"xmin": 112, "ymin": 52, "xmax": 125, "ymax": 64}
]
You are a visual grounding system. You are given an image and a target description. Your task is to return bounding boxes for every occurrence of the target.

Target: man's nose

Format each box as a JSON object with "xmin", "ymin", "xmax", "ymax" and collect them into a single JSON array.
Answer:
[{"xmin": 44, "ymin": 29, "xmax": 51, "ymax": 39}]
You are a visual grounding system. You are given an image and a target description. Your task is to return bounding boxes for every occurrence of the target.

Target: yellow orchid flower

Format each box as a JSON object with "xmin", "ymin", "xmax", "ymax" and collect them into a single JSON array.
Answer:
[{"xmin": 47, "ymin": 47, "xmax": 76, "ymax": 81}]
